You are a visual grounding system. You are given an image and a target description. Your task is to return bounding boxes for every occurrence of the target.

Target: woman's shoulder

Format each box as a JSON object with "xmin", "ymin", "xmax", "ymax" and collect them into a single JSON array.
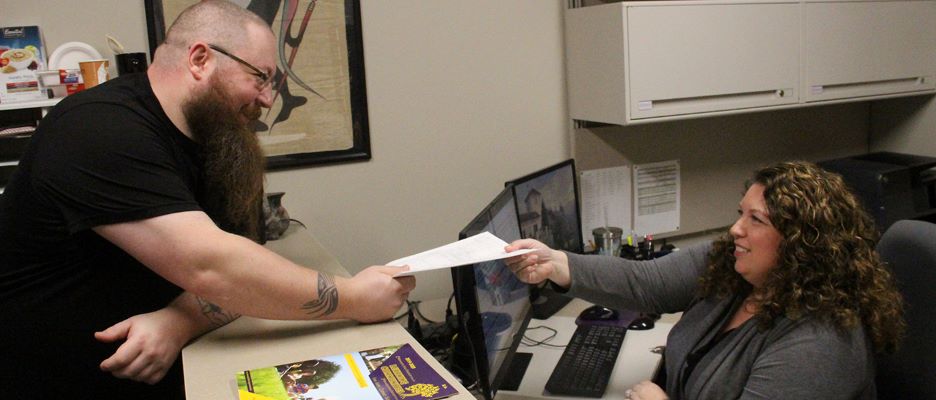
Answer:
[{"xmin": 766, "ymin": 316, "xmax": 871, "ymax": 357}]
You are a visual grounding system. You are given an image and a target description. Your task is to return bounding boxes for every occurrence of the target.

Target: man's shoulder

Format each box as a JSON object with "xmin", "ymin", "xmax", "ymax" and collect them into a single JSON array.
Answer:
[
  {"xmin": 52, "ymin": 73, "xmax": 155, "ymax": 116},
  {"xmin": 41, "ymin": 74, "xmax": 170, "ymax": 139}
]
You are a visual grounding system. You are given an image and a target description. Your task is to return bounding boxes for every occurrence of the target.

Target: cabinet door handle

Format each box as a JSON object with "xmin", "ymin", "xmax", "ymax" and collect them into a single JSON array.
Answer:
[
  {"xmin": 640, "ymin": 88, "xmax": 794, "ymax": 109},
  {"xmin": 811, "ymin": 76, "xmax": 933, "ymax": 96}
]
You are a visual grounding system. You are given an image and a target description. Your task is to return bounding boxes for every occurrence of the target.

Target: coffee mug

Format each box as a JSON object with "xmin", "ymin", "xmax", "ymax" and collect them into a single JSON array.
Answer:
[{"xmin": 115, "ymin": 52, "xmax": 147, "ymax": 75}]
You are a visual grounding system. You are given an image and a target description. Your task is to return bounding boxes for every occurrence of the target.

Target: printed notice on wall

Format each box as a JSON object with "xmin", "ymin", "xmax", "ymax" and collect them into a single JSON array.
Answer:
[
  {"xmin": 632, "ymin": 160, "xmax": 680, "ymax": 236},
  {"xmin": 579, "ymin": 166, "xmax": 632, "ymax": 252}
]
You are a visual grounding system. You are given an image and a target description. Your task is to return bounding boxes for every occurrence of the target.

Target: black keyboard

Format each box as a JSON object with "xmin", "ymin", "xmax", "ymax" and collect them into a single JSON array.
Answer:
[{"xmin": 545, "ymin": 324, "xmax": 626, "ymax": 398}]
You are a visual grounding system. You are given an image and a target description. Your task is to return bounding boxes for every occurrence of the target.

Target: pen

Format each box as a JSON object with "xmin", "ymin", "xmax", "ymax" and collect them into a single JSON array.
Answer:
[{"xmin": 645, "ymin": 234, "xmax": 654, "ymax": 260}]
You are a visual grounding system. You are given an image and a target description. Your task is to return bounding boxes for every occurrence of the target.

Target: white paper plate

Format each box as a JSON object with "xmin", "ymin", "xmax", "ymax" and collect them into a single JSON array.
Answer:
[{"xmin": 48, "ymin": 42, "xmax": 103, "ymax": 70}]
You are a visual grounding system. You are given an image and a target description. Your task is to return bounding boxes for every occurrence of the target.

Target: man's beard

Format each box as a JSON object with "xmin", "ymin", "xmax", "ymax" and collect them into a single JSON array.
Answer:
[{"xmin": 184, "ymin": 79, "xmax": 266, "ymax": 241}]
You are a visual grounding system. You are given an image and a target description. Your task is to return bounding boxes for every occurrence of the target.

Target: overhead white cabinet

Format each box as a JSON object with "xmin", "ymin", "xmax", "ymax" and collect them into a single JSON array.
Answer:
[
  {"xmin": 566, "ymin": 0, "xmax": 936, "ymax": 125},
  {"xmin": 626, "ymin": 4, "xmax": 799, "ymax": 120},
  {"xmin": 803, "ymin": 1, "xmax": 936, "ymax": 102}
]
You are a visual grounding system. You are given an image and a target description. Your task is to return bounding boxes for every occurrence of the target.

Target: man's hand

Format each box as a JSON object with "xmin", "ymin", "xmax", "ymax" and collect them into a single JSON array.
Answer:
[
  {"xmin": 95, "ymin": 309, "xmax": 190, "ymax": 384},
  {"xmin": 343, "ymin": 266, "xmax": 416, "ymax": 323}
]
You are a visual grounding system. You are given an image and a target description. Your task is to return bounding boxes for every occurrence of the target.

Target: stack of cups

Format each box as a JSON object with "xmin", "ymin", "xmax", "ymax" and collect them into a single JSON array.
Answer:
[{"xmin": 78, "ymin": 59, "xmax": 109, "ymax": 89}]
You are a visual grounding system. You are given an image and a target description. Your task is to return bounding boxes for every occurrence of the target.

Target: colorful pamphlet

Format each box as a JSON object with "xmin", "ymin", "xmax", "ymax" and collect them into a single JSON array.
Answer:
[
  {"xmin": 0, "ymin": 26, "xmax": 47, "ymax": 104},
  {"xmin": 236, "ymin": 343, "xmax": 457, "ymax": 400},
  {"xmin": 369, "ymin": 343, "xmax": 458, "ymax": 400}
]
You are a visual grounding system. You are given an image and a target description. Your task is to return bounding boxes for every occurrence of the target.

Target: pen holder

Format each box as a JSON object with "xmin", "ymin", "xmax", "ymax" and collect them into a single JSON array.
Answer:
[{"xmin": 593, "ymin": 227, "xmax": 623, "ymax": 257}]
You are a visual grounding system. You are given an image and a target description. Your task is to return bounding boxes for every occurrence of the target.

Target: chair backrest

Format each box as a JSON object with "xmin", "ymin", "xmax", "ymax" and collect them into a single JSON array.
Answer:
[{"xmin": 875, "ymin": 219, "xmax": 936, "ymax": 400}]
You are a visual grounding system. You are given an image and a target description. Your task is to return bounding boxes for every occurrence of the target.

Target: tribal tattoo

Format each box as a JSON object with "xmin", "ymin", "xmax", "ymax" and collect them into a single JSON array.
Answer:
[
  {"xmin": 196, "ymin": 297, "xmax": 241, "ymax": 327},
  {"xmin": 301, "ymin": 272, "xmax": 339, "ymax": 317}
]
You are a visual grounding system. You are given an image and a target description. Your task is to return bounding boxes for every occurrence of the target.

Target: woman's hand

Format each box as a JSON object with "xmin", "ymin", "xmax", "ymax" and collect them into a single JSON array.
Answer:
[
  {"xmin": 625, "ymin": 380, "xmax": 668, "ymax": 400},
  {"xmin": 504, "ymin": 238, "xmax": 571, "ymax": 288}
]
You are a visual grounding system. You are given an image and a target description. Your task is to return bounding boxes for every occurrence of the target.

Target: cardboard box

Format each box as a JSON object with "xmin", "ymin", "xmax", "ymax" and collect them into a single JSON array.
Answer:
[{"xmin": 0, "ymin": 26, "xmax": 47, "ymax": 104}]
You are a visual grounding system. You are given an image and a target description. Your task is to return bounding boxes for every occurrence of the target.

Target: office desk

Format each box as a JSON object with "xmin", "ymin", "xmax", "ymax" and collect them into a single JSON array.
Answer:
[
  {"xmin": 415, "ymin": 297, "xmax": 677, "ymax": 399},
  {"xmin": 496, "ymin": 299, "xmax": 676, "ymax": 399},
  {"xmin": 181, "ymin": 225, "xmax": 474, "ymax": 400}
]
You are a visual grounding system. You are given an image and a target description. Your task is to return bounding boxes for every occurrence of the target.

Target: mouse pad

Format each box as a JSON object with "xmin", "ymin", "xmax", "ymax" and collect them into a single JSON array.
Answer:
[{"xmin": 575, "ymin": 309, "xmax": 639, "ymax": 327}]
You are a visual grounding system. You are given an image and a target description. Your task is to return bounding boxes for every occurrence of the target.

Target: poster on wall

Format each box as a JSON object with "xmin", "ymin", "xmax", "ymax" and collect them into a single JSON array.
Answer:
[
  {"xmin": 0, "ymin": 26, "xmax": 47, "ymax": 105},
  {"xmin": 145, "ymin": 0, "xmax": 370, "ymax": 169}
]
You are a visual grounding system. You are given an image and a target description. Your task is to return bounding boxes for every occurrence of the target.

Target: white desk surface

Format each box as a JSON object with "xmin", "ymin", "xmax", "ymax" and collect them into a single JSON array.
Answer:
[
  {"xmin": 415, "ymin": 297, "xmax": 678, "ymax": 400},
  {"xmin": 498, "ymin": 299, "xmax": 676, "ymax": 400},
  {"xmin": 181, "ymin": 226, "xmax": 475, "ymax": 400}
]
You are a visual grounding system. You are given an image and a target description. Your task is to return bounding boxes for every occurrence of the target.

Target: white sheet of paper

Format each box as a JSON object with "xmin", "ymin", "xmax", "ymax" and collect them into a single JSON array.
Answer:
[{"xmin": 388, "ymin": 231, "xmax": 535, "ymax": 277}]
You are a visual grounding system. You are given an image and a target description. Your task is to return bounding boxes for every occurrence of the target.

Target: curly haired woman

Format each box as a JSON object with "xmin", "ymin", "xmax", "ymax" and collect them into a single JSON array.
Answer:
[{"xmin": 505, "ymin": 161, "xmax": 905, "ymax": 400}]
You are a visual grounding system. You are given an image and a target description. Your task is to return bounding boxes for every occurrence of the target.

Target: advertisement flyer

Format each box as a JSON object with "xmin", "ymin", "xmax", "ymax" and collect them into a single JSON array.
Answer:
[{"xmin": 236, "ymin": 343, "xmax": 456, "ymax": 400}]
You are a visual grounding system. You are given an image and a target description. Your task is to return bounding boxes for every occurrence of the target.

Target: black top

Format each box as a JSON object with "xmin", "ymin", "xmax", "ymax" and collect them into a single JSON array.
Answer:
[{"xmin": 0, "ymin": 73, "xmax": 204, "ymax": 399}]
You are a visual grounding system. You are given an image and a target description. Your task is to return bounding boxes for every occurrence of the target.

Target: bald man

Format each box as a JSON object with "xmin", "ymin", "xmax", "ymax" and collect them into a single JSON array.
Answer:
[{"xmin": 0, "ymin": 1, "xmax": 413, "ymax": 398}]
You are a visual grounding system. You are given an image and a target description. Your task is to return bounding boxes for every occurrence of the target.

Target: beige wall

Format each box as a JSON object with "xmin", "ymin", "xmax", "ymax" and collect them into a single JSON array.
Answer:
[
  {"xmin": 0, "ymin": 0, "xmax": 150, "ymax": 77},
  {"xmin": 3, "ymin": 0, "xmax": 570, "ymax": 301},
  {"xmin": 870, "ymin": 95, "xmax": 936, "ymax": 156},
  {"xmin": 266, "ymin": 0, "xmax": 570, "ymax": 301},
  {"xmin": 8, "ymin": 1, "xmax": 932, "ymax": 303},
  {"xmin": 573, "ymin": 103, "xmax": 871, "ymax": 239}
]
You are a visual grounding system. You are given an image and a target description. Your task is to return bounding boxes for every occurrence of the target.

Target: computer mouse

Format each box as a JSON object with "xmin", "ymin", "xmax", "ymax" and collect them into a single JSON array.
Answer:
[
  {"xmin": 579, "ymin": 305, "xmax": 618, "ymax": 321},
  {"xmin": 628, "ymin": 316, "xmax": 655, "ymax": 330}
]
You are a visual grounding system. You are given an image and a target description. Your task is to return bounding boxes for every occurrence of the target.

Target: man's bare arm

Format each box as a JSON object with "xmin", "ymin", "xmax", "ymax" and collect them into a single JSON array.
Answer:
[
  {"xmin": 94, "ymin": 211, "xmax": 412, "ymax": 322},
  {"xmin": 194, "ymin": 295, "xmax": 241, "ymax": 327}
]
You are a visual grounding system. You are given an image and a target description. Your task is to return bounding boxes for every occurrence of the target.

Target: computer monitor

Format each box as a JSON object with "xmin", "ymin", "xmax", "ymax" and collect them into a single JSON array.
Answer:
[
  {"xmin": 451, "ymin": 187, "xmax": 533, "ymax": 400},
  {"xmin": 506, "ymin": 159, "xmax": 584, "ymax": 254}
]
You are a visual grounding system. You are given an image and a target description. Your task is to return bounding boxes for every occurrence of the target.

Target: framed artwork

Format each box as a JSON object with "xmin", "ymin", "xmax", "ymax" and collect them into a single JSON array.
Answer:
[{"xmin": 144, "ymin": 0, "xmax": 371, "ymax": 169}]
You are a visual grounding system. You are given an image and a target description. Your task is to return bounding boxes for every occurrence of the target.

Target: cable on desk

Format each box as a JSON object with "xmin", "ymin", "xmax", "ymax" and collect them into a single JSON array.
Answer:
[{"xmin": 521, "ymin": 326, "xmax": 566, "ymax": 349}]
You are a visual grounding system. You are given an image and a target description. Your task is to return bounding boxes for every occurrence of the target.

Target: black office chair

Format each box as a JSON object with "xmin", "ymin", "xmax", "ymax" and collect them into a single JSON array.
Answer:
[{"xmin": 875, "ymin": 219, "xmax": 936, "ymax": 400}]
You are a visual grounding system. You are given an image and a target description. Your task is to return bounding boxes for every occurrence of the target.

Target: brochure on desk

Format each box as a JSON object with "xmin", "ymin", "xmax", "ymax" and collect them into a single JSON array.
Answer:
[{"xmin": 236, "ymin": 343, "xmax": 458, "ymax": 400}]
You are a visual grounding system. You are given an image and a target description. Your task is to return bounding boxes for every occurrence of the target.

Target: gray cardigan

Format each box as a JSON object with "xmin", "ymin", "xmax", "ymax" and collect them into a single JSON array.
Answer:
[{"xmin": 564, "ymin": 243, "xmax": 875, "ymax": 400}]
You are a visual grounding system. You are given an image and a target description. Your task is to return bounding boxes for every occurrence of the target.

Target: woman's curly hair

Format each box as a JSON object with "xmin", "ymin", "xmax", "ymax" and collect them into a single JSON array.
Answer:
[{"xmin": 697, "ymin": 161, "xmax": 905, "ymax": 354}]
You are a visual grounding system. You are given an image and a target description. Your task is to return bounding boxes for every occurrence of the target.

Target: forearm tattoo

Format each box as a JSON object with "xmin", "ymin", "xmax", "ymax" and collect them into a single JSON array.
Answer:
[
  {"xmin": 196, "ymin": 296, "xmax": 241, "ymax": 327},
  {"xmin": 301, "ymin": 272, "xmax": 339, "ymax": 317}
]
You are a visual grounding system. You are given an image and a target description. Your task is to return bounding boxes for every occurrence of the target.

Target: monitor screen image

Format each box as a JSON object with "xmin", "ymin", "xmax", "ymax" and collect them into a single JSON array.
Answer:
[
  {"xmin": 508, "ymin": 159, "xmax": 583, "ymax": 254},
  {"xmin": 452, "ymin": 187, "xmax": 532, "ymax": 400}
]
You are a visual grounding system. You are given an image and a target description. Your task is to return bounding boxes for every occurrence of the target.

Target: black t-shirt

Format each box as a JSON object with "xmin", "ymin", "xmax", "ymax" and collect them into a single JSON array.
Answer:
[{"xmin": 0, "ymin": 73, "xmax": 203, "ymax": 399}]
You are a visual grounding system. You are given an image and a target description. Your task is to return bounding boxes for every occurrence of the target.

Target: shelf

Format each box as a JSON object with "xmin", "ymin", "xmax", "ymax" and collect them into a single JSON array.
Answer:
[{"xmin": 0, "ymin": 98, "xmax": 62, "ymax": 112}]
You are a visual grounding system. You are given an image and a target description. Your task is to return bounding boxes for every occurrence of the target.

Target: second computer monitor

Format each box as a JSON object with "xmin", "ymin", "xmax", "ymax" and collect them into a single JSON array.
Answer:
[{"xmin": 507, "ymin": 159, "xmax": 583, "ymax": 254}]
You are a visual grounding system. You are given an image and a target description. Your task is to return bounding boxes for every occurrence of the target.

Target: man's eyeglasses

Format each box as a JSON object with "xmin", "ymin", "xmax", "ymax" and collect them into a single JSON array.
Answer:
[{"xmin": 208, "ymin": 44, "xmax": 272, "ymax": 88}]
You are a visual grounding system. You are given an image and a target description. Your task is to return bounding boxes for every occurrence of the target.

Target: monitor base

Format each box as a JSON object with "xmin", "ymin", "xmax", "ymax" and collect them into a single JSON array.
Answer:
[
  {"xmin": 497, "ymin": 352, "xmax": 533, "ymax": 391},
  {"xmin": 530, "ymin": 285, "xmax": 573, "ymax": 320}
]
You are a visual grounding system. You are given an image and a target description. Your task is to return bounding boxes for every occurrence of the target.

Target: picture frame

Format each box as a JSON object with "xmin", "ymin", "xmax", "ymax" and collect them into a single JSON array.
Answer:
[{"xmin": 144, "ymin": 0, "xmax": 371, "ymax": 170}]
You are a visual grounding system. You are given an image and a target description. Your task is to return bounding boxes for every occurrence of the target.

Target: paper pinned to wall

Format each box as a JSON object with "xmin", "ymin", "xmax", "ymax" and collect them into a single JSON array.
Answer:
[
  {"xmin": 633, "ymin": 160, "xmax": 680, "ymax": 236},
  {"xmin": 579, "ymin": 165, "xmax": 632, "ymax": 252}
]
